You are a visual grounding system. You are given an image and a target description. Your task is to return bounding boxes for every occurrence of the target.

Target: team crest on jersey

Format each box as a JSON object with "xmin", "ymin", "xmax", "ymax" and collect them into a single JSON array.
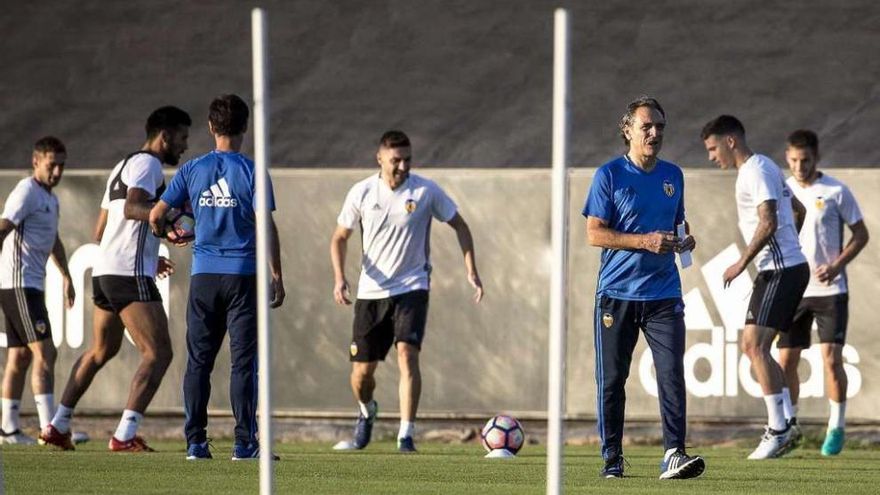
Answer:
[
  {"xmin": 350, "ymin": 342, "xmax": 358, "ymax": 357},
  {"xmin": 35, "ymin": 320, "xmax": 48, "ymax": 335},
  {"xmin": 404, "ymin": 199, "xmax": 417, "ymax": 213},
  {"xmin": 815, "ymin": 197, "xmax": 825, "ymax": 210},
  {"xmin": 602, "ymin": 313, "xmax": 614, "ymax": 328},
  {"xmin": 662, "ymin": 180, "xmax": 675, "ymax": 198}
]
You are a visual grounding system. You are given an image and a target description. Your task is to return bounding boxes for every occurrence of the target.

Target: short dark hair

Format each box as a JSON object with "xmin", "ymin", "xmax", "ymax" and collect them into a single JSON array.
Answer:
[
  {"xmin": 619, "ymin": 96, "xmax": 666, "ymax": 145},
  {"xmin": 145, "ymin": 106, "xmax": 192, "ymax": 140},
  {"xmin": 379, "ymin": 130, "xmax": 411, "ymax": 149},
  {"xmin": 786, "ymin": 129, "xmax": 819, "ymax": 157},
  {"xmin": 700, "ymin": 115, "xmax": 745, "ymax": 140},
  {"xmin": 33, "ymin": 136, "xmax": 66, "ymax": 155},
  {"xmin": 209, "ymin": 94, "xmax": 250, "ymax": 136}
]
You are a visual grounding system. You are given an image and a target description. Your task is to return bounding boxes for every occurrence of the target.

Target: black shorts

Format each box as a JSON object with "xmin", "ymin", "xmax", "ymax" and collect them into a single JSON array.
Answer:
[
  {"xmin": 746, "ymin": 263, "xmax": 809, "ymax": 330},
  {"xmin": 0, "ymin": 288, "xmax": 52, "ymax": 347},
  {"xmin": 777, "ymin": 294, "xmax": 849, "ymax": 348},
  {"xmin": 350, "ymin": 290, "xmax": 429, "ymax": 362},
  {"xmin": 92, "ymin": 275, "xmax": 161, "ymax": 313}
]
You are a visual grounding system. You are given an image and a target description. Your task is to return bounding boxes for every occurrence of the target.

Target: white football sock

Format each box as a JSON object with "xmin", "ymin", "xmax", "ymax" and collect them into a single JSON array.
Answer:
[
  {"xmin": 33, "ymin": 393, "xmax": 55, "ymax": 430},
  {"xmin": 52, "ymin": 404, "xmax": 75, "ymax": 433},
  {"xmin": 358, "ymin": 400, "xmax": 377, "ymax": 418},
  {"xmin": 1, "ymin": 399, "xmax": 21, "ymax": 432},
  {"xmin": 763, "ymin": 393, "xmax": 787, "ymax": 431},
  {"xmin": 781, "ymin": 388, "xmax": 794, "ymax": 420},
  {"xmin": 791, "ymin": 403, "xmax": 799, "ymax": 418},
  {"xmin": 114, "ymin": 409, "xmax": 143, "ymax": 441},
  {"xmin": 398, "ymin": 420, "xmax": 414, "ymax": 440},
  {"xmin": 828, "ymin": 400, "xmax": 846, "ymax": 430}
]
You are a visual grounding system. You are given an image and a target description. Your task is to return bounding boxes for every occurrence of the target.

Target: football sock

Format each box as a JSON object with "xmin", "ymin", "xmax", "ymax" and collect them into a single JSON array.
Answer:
[
  {"xmin": 763, "ymin": 393, "xmax": 787, "ymax": 431},
  {"xmin": 114, "ymin": 409, "xmax": 143, "ymax": 441},
  {"xmin": 33, "ymin": 393, "xmax": 55, "ymax": 430},
  {"xmin": 52, "ymin": 404, "xmax": 75, "ymax": 434},
  {"xmin": 828, "ymin": 400, "xmax": 846, "ymax": 430},
  {"xmin": 791, "ymin": 403, "xmax": 799, "ymax": 418},
  {"xmin": 1, "ymin": 399, "xmax": 21, "ymax": 432},
  {"xmin": 358, "ymin": 400, "xmax": 377, "ymax": 419},
  {"xmin": 781, "ymin": 388, "xmax": 794, "ymax": 421},
  {"xmin": 398, "ymin": 420, "xmax": 414, "ymax": 440}
]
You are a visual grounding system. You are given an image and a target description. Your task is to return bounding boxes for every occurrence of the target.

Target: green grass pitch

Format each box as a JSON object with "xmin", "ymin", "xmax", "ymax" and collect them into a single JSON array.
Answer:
[{"xmin": 3, "ymin": 441, "xmax": 879, "ymax": 494}]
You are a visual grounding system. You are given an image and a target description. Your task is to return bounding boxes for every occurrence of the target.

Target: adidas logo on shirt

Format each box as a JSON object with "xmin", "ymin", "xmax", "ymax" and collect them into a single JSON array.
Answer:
[{"xmin": 199, "ymin": 177, "xmax": 238, "ymax": 207}]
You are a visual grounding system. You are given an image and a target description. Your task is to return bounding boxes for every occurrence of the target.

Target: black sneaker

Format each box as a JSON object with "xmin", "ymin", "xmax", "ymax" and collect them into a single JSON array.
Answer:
[
  {"xmin": 397, "ymin": 436, "xmax": 417, "ymax": 453},
  {"xmin": 659, "ymin": 449, "xmax": 705, "ymax": 480},
  {"xmin": 601, "ymin": 456, "xmax": 625, "ymax": 478},
  {"xmin": 352, "ymin": 403, "xmax": 377, "ymax": 449}
]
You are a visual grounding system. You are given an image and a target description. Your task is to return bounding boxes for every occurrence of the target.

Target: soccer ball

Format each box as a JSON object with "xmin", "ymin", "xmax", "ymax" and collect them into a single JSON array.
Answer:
[
  {"xmin": 164, "ymin": 204, "xmax": 195, "ymax": 243},
  {"xmin": 481, "ymin": 414, "xmax": 524, "ymax": 455}
]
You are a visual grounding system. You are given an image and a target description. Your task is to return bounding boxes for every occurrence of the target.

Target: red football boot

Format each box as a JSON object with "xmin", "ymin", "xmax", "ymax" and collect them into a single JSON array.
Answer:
[{"xmin": 108, "ymin": 435, "xmax": 155, "ymax": 452}]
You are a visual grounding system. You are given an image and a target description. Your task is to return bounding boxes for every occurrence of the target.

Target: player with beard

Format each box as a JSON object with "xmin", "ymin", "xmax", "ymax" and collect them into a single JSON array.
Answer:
[
  {"xmin": 330, "ymin": 130, "xmax": 483, "ymax": 453},
  {"xmin": 40, "ymin": 107, "xmax": 191, "ymax": 452}
]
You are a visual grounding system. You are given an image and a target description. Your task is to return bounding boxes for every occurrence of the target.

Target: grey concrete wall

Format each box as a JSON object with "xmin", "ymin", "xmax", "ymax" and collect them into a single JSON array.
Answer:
[{"xmin": 1, "ymin": 168, "xmax": 878, "ymax": 420}]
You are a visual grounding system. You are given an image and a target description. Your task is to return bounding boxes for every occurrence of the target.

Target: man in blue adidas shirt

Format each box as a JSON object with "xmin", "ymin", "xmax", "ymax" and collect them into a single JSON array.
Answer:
[
  {"xmin": 149, "ymin": 94, "xmax": 285, "ymax": 460},
  {"xmin": 583, "ymin": 96, "xmax": 704, "ymax": 480}
]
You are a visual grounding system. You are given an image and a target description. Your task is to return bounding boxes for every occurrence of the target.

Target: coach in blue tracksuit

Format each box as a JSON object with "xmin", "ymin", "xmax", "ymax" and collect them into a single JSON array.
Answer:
[
  {"xmin": 583, "ymin": 97, "xmax": 704, "ymax": 480},
  {"xmin": 149, "ymin": 94, "xmax": 285, "ymax": 460}
]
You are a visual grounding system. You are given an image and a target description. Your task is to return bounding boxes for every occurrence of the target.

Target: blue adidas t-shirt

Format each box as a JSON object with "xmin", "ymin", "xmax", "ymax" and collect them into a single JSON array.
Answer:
[
  {"xmin": 161, "ymin": 150, "xmax": 276, "ymax": 275},
  {"xmin": 582, "ymin": 156, "xmax": 686, "ymax": 301}
]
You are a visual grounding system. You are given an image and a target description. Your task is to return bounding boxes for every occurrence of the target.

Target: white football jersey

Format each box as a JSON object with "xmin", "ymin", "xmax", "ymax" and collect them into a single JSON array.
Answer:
[
  {"xmin": 787, "ymin": 173, "xmax": 863, "ymax": 297},
  {"xmin": 0, "ymin": 178, "xmax": 59, "ymax": 290},
  {"xmin": 92, "ymin": 152, "xmax": 165, "ymax": 278},
  {"xmin": 735, "ymin": 154, "xmax": 806, "ymax": 271},
  {"xmin": 337, "ymin": 173, "xmax": 457, "ymax": 299}
]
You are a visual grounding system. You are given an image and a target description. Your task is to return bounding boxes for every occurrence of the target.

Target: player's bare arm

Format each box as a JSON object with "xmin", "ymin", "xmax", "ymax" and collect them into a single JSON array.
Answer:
[
  {"xmin": 446, "ymin": 213, "xmax": 483, "ymax": 303},
  {"xmin": 330, "ymin": 225, "xmax": 353, "ymax": 305},
  {"xmin": 93, "ymin": 208, "xmax": 109, "ymax": 242},
  {"xmin": 791, "ymin": 195, "xmax": 806, "ymax": 233},
  {"xmin": 148, "ymin": 199, "xmax": 171, "ymax": 237},
  {"xmin": 724, "ymin": 199, "xmax": 777, "ymax": 287},
  {"xmin": 123, "ymin": 187, "xmax": 156, "ymax": 222},
  {"xmin": 268, "ymin": 214, "xmax": 285, "ymax": 308},
  {"xmin": 586, "ymin": 216, "xmax": 678, "ymax": 254},
  {"xmin": 816, "ymin": 219, "xmax": 870, "ymax": 284},
  {"xmin": 0, "ymin": 218, "xmax": 14, "ymax": 248},
  {"xmin": 50, "ymin": 234, "xmax": 75, "ymax": 308}
]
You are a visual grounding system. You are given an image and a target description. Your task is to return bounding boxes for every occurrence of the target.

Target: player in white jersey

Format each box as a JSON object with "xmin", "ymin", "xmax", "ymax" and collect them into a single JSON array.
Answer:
[
  {"xmin": 0, "ymin": 137, "xmax": 75, "ymax": 445},
  {"xmin": 702, "ymin": 116, "xmax": 810, "ymax": 459},
  {"xmin": 330, "ymin": 130, "xmax": 483, "ymax": 453},
  {"xmin": 776, "ymin": 130, "xmax": 869, "ymax": 456},
  {"xmin": 40, "ymin": 107, "xmax": 191, "ymax": 452}
]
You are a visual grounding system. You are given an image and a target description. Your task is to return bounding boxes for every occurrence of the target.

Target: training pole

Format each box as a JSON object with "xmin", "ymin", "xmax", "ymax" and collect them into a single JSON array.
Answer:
[
  {"xmin": 252, "ymin": 7, "xmax": 274, "ymax": 494},
  {"xmin": 547, "ymin": 8, "xmax": 569, "ymax": 495}
]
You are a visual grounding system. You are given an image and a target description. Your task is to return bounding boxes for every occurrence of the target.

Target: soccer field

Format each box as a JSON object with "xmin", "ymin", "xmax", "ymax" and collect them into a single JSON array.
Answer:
[{"xmin": 3, "ymin": 441, "xmax": 878, "ymax": 494}]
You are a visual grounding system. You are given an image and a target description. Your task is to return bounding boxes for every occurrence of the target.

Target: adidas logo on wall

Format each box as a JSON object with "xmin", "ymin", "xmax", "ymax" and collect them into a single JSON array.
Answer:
[{"xmin": 199, "ymin": 178, "xmax": 238, "ymax": 207}]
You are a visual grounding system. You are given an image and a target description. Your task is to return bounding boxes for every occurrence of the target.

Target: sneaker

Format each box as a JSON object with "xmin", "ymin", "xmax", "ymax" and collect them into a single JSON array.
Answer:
[
  {"xmin": 747, "ymin": 425, "xmax": 794, "ymax": 460},
  {"xmin": 231, "ymin": 442, "xmax": 280, "ymax": 461},
  {"xmin": 109, "ymin": 435, "xmax": 155, "ymax": 452},
  {"xmin": 601, "ymin": 456, "xmax": 625, "ymax": 478},
  {"xmin": 785, "ymin": 418, "xmax": 803, "ymax": 454},
  {"xmin": 352, "ymin": 404, "xmax": 377, "ymax": 450},
  {"xmin": 659, "ymin": 449, "xmax": 706, "ymax": 479},
  {"xmin": 821, "ymin": 427, "xmax": 845, "ymax": 456},
  {"xmin": 186, "ymin": 440, "xmax": 213, "ymax": 460},
  {"xmin": 0, "ymin": 428, "xmax": 36, "ymax": 445},
  {"xmin": 38, "ymin": 424, "xmax": 75, "ymax": 451},
  {"xmin": 397, "ymin": 436, "xmax": 417, "ymax": 453}
]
